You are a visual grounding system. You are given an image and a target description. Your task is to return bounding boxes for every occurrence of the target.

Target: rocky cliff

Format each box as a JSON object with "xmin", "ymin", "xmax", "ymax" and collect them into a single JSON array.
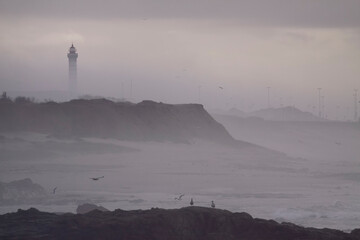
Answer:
[
  {"xmin": 0, "ymin": 99, "xmax": 233, "ymax": 143},
  {"xmin": 0, "ymin": 207, "xmax": 359, "ymax": 240}
]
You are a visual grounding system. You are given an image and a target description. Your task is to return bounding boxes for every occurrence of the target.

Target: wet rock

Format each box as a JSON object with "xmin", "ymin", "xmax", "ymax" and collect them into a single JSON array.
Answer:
[
  {"xmin": 351, "ymin": 229, "xmax": 360, "ymax": 238},
  {"xmin": 0, "ymin": 206, "xmax": 358, "ymax": 240},
  {"xmin": 76, "ymin": 203, "xmax": 109, "ymax": 214}
]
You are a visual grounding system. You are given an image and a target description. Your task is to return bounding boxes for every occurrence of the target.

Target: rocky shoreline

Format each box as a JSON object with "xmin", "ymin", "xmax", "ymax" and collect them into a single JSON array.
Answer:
[{"xmin": 1, "ymin": 207, "xmax": 359, "ymax": 240}]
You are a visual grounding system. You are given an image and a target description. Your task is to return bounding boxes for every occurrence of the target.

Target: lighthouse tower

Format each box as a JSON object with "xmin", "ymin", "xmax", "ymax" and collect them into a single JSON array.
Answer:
[{"xmin": 67, "ymin": 44, "xmax": 78, "ymax": 98}]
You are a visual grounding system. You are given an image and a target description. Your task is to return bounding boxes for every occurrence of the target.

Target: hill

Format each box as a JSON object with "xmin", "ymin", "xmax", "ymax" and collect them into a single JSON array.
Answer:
[
  {"xmin": 212, "ymin": 113, "xmax": 360, "ymax": 162},
  {"xmin": 212, "ymin": 106, "xmax": 324, "ymax": 122},
  {"xmin": 0, "ymin": 98, "xmax": 233, "ymax": 143},
  {"xmin": 249, "ymin": 106, "xmax": 325, "ymax": 121},
  {"xmin": 1, "ymin": 207, "xmax": 359, "ymax": 240}
]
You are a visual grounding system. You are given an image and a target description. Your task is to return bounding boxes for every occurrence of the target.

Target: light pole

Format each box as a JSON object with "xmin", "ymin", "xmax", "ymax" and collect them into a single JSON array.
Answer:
[
  {"xmin": 321, "ymin": 96, "xmax": 325, "ymax": 119},
  {"xmin": 198, "ymin": 85, "xmax": 201, "ymax": 104},
  {"xmin": 130, "ymin": 79, "xmax": 133, "ymax": 100},
  {"xmin": 317, "ymin": 88, "xmax": 322, "ymax": 118},
  {"xmin": 267, "ymin": 87, "xmax": 270, "ymax": 109},
  {"xmin": 354, "ymin": 89, "xmax": 358, "ymax": 122}
]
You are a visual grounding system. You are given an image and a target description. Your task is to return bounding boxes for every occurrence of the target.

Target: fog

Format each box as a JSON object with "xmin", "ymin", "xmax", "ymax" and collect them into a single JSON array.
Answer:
[
  {"xmin": 1, "ymin": 124, "xmax": 360, "ymax": 230},
  {"xmin": 0, "ymin": 0, "xmax": 360, "ymax": 232},
  {"xmin": 0, "ymin": 0, "xmax": 360, "ymax": 120}
]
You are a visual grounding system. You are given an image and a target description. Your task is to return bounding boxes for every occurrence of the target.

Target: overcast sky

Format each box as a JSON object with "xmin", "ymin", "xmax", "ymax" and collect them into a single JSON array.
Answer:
[{"xmin": 0, "ymin": 0, "xmax": 359, "ymax": 119}]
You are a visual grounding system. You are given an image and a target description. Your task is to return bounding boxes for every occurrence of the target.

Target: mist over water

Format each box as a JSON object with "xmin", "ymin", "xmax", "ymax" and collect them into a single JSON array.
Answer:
[{"xmin": 1, "ymin": 111, "xmax": 360, "ymax": 231}]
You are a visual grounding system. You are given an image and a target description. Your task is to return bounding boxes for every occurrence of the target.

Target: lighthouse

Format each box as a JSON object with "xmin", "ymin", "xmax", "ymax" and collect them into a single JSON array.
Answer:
[{"xmin": 67, "ymin": 44, "xmax": 78, "ymax": 98}]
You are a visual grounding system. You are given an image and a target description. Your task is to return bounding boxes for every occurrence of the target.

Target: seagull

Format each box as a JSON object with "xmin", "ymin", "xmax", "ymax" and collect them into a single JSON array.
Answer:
[
  {"xmin": 211, "ymin": 200, "xmax": 215, "ymax": 208},
  {"xmin": 174, "ymin": 194, "xmax": 185, "ymax": 200},
  {"xmin": 218, "ymin": 86, "xmax": 223, "ymax": 90},
  {"xmin": 52, "ymin": 187, "xmax": 57, "ymax": 194},
  {"xmin": 90, "ymin": 176, "xmax": 104, "ymax": 181},
  {"xmin": 190, "ymin": 198, "xmax": 194, "ymax": 206}
]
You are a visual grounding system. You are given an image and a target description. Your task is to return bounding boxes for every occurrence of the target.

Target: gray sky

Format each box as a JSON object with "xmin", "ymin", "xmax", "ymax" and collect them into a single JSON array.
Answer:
[{"xmin": 0, "ymin": 0, "xmax": 359, "ymax": 119}]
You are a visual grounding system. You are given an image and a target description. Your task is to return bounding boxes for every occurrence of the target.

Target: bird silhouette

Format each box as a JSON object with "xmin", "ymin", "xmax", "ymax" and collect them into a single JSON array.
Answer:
[
  {"xmin": 190, "ymin": 198, "xmax": 194, "ymax": 206},
  {"xmin": 211, "ymin": 200, "xmax": 215, "ymax": 208},
  {"xmin": 174, "ymin": 194, "xmax": 185, "ymax": 200},
  {"xmin": 218, "ymin": 86, "xmax": 223, "ymax": 90},
  {"xmin": 90, "ymin": 176, "xmax": 104, "ymax": 181},
  {"xmin": 52, "ymin": 187, "xmax": 57, "ymax": 194}
]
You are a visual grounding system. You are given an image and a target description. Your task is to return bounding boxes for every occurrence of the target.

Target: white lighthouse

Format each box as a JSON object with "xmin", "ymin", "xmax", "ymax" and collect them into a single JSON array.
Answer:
[{"xmin": 67, "ymin": 44, "xmax": 78, "ymax": 98}]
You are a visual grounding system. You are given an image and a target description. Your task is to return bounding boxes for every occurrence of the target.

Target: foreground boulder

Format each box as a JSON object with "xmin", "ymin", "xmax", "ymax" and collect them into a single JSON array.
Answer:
[{"xmin": 0, "ymin": 207, "xmax": 359, "ymax": 240}]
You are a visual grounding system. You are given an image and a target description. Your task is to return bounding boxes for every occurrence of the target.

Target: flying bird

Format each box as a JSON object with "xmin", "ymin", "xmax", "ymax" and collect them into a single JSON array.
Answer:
[
  {"xmin": 52, "ymin": 187, "xmax": 57, "ymax": 194},
  {"xmin": 218, "ymin": 86, "xmax": 223, "ymax": 90},
  {"xmin": 90, "ymin": 176, "xmax": 104, "ymax": 181},
  {"xmin": 174, "ymin": 194, "xmax": 185, "ymax": 200}
]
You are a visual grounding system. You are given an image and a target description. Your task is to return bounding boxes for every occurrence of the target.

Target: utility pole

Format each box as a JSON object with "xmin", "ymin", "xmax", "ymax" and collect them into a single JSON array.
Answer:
[
  {"xmin": 354, "ymin": 89, "xmax": 358, "ymax": 122},
  {"xmin": 198, "ymin": 85, "xmax": 201, "ymax": 104},
  {"xmin": 121, "ymin": 82, "xmax": 124, "ymax": 99},
  {"xmin": 317, "ymin": 88, "xmax": 322, "ymax": 118},
  {"xmin": 321, "ymin": 96, "xmax": 325, "ymax": 119},
  {"xmin": 130, "ymin": 79, "xmax": 133, "ymax": 100},
  {"xmin": 267, "ymin": 86, "xmax": 270, "ymax": 109}
]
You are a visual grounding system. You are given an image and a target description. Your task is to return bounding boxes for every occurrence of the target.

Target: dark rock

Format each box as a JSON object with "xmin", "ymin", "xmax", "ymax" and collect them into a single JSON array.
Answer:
[
  {"xmin": 0, "ymin": 206, "xmax": 358, "ymax": 240},
  {"xmin": 76, "ymin": 203, "xmax": 110, "ymax": 214},
  {"xmin": 0, "ymin": 178, "xmax": 47, "ymax": 204},
  {"xmin": 351, "ymin": 229, "xmax": 360, "ymax": 238}
]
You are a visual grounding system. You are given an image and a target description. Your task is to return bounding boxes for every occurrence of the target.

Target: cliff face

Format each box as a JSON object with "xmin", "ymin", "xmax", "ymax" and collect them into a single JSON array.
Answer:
[
  {"xmin": 1, "ymin": 207, "xmax": 359, "ymax": 240},
  {"xmin": 0, "ymin": 99, "xmax": 233, "ymax": 143}
]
